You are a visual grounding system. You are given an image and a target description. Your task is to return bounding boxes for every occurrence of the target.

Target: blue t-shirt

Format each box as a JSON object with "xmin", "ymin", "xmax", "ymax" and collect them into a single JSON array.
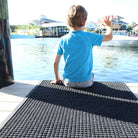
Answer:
[{"xmin": 57, "ymin": 30, "xmax": 103, "ymax": 82}]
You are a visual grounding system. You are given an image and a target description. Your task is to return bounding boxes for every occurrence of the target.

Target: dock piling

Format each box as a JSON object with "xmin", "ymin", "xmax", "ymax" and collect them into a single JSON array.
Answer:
[{"xmin": 0, "ymin": 0, "xmax": 14, "ymax": 88}]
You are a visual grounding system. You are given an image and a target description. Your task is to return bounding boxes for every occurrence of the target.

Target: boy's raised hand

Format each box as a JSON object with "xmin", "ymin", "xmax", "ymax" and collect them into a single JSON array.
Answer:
[
  {"xmin": 102, "ymin": 16, "xmax": 113, "ymax": 42},
  {"xmin": 102, "ymin": 16, "xmax": 113, "ymax": 28}
]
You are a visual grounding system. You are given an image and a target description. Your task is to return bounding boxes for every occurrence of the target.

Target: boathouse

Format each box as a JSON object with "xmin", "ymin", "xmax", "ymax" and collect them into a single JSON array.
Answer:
[
  {"xmin": 41, "ymin": 22, "xmax": 69, "ymax": 37},
  {"xmin": 41, "ymin": 21, "xmax": 97, "ymax": 37}
]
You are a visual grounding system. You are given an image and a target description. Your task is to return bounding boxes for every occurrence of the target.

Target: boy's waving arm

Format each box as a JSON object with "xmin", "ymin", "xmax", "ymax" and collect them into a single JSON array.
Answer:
[{"xmin": 102, "ymin": 16, "xmax": 113, "ymax": 42}]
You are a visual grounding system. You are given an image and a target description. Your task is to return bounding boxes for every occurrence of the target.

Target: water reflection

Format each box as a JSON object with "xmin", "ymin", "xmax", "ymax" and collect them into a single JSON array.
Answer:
[
  {"xmin": 93, "ymin": 45, "xmax": 138, "ymax": 82},
  {"xmin": 103, "ymin": 56, "xmax": 118, "ymax": 69}
]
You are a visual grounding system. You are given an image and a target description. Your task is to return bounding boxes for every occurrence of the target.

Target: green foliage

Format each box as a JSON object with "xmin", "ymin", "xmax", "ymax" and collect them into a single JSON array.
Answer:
[
  {"xmin": 10, "ymin": 23, "xmax": 41, "ymax": 35},
  {"xmin": 127, "ymin": 25, "xmax": 133, "ymax": 32},
  {"xmin": 10, "ymin": 25, "xmax": 17, "ymax": 32},
  {"xmin": 120, "ymin": 25, "xmax": 127, "ymax": 30},
  {"xmin": 84, "ymin": 28, "xmax": 89, "ymax": 32}
]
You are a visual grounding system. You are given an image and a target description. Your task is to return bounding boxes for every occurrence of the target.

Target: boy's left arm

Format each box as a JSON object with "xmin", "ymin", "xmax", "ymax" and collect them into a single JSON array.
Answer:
[
  {"xmin": 102, "ymin": 16, "xmax": 113, "ymax": 42},
  {"xmin": 51, "ymin": 54, "xmax": 62, "ymax": 84}
]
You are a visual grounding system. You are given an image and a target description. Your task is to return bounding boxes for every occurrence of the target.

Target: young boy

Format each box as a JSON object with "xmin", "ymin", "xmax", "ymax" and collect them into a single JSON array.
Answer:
[{"xmin": 51, "ymin": 5, "xmax": 113, "ymax": 88}]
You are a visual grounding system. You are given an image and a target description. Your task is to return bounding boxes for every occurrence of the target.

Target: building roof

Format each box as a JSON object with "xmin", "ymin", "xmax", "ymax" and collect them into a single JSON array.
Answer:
[
  {"xmin": 113, "ymin": 15, "xmax": 124, "ymax": 19},
  {"xmin": 40, "ymin": 18, "xmax": 57, "ymax": 23},
  {"xmin": 32, "ymin": 15, "xmax": 58, "ymax": 25},
  {"xmin": 42, "ymin": 22, "xmax": 67, "ymax": 27},
  {"xmin": 132, "ymin": 24, "xmax": 138, "ymax": 28}
]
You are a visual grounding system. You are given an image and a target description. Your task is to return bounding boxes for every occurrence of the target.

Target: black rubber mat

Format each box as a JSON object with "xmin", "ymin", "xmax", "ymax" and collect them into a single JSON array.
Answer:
[{"xmin": 0, "ymin": 80, "xmax": 138, "ymax": 138}]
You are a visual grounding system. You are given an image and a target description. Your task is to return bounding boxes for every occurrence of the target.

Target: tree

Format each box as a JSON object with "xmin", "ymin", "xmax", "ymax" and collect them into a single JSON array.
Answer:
[
  {"xmin": 120, "ymin": 25, "xmax": 127, "ymax": 30},
  {"xmin": 10, "ymin": 25, "xmax": 16, "ymax": 32},
  {"xmin": 127, "ymin": 25, "xmax": 132, "ymax": 32}
]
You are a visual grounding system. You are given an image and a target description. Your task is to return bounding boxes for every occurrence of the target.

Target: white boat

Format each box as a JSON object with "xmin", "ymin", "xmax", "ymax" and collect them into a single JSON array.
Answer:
[{"xmin": 102, "ymin": 31, "xmax": 138, "ymax": 46}]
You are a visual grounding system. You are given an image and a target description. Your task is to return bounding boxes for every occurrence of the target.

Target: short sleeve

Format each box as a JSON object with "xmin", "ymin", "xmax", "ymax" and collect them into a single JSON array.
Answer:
[
  {"xmin": 57, "ymin": 39, "xmax": 63, "ymax": 55},
  {"xmin": 88, "ymin": 32, "xmax": 103, "ymax": 46}
]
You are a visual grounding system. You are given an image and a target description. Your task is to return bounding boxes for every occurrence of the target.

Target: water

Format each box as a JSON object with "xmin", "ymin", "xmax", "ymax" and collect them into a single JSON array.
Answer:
[{"xmin": 11, "ymin": 38, "xmax": 138, "ymax": 83}]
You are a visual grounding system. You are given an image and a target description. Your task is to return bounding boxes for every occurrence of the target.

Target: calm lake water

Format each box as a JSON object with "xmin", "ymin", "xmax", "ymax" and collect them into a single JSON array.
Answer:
[{"xmin": 11, "ymin": 38, "xmax": 138, "ymax": 83}]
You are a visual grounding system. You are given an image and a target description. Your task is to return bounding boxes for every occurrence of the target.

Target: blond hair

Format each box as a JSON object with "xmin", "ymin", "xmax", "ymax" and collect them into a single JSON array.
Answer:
[{"xmin": 67, "ymin": 5, "xmax": 87, "ymax": 28}]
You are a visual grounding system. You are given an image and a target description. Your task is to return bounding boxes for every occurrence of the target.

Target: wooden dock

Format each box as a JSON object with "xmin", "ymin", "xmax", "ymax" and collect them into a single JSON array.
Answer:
[{"xmin": 0, "ymin": 81, "xmax": 138, "ymax": 126}]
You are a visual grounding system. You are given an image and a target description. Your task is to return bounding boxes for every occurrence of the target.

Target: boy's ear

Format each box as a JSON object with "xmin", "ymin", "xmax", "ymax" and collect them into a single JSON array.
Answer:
[{"xmin": 82, "ymin": 20, "xmax": 86, "ymax": 26}]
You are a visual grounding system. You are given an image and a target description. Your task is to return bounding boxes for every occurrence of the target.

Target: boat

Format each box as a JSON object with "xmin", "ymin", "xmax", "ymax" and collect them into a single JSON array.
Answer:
[{"xmin": 102, "ymin": 31, "xmax": 138, "ymax": 46}]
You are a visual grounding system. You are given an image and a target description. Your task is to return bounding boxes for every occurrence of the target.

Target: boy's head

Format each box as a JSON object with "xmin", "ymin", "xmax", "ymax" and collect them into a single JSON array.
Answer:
[{"xmin": 67, "ymin": 5, "xmax": 87, "ymax": 28}]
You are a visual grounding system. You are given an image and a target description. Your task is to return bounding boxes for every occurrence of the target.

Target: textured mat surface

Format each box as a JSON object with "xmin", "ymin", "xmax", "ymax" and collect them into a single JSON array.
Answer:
[{"xmin": 0, "ymin": 80, "xmax": 138, "ymax": 138}]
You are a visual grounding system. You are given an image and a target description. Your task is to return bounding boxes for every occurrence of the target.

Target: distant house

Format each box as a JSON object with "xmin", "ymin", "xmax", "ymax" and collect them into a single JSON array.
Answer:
[{"xmin": 112, "ymin": 16, "xmax": 128, "ymax": 30}]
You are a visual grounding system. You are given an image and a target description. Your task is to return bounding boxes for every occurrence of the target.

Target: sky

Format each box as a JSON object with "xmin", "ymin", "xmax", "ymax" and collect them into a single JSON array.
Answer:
[{"xmin": 8, "ymin": 0, "xmax": 138, "ymax": 25}]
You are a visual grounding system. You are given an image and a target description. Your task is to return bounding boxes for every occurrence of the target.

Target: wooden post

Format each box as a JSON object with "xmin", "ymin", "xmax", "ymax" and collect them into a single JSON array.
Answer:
[{"xmin": 0, "ymin": 0, "xmax": 14, "ymax": 88}]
